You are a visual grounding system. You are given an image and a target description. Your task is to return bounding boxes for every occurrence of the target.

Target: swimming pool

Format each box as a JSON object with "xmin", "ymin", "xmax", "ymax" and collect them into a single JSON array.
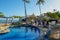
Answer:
[{"xmin": 0, "ymin": 26, "xmax": 40, "ymax": 40}]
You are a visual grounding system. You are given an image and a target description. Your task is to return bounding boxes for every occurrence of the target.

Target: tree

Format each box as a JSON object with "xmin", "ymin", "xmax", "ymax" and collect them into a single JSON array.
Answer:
[
  {"xmin": 10, "ymin": 16, "xmax": 22, "ymax": 18},
  {"xmin": 0, "ymin": 12, "xmax": 5, "ymax": 17},
  {"xmin": 44, "ymin": 12, "xmax": 59, "ymax": 19},
  {"xmin": 10, "ymin": 16, "xmax": 22, "ymax": 23},
  {"xmin": 0, "ymin": 12, "xmax": 8, "ymax": 25},
  {"xmin": 22, "ymin": 0, "xmax": 30, "ymax": 18},
  {"xmin": 36, "ymin": 0, "xmax": 45, "ymax": 15},
  {"xmin": 53, "ymin": 9, "xmax": 57, "ymax": 12},
  {"xmin": 54, "ymin": 11, "xmax": 60, "ymax": 17}
]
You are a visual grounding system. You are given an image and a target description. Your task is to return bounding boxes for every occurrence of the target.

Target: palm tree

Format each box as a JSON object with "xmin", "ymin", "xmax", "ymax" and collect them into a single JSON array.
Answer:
[
  {"xmin": 36, "ymin": 0, "xmax": 44, "ymax": 15},
  {"xmin": 22, "ymin": 0, "xmax": 30, "ymax": 18}
]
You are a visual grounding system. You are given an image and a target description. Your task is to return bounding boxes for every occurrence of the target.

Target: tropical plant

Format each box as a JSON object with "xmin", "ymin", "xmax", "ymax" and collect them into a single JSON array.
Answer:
[
  {"xmin": 44, "ymin": 12, "xmax": 59, "ymax": 19},
  {"xmin": 0, "ymin": 12, "xmax": 8, "ymax": 25},
  {"xmin": 10, "ymin": 16, "xmax": 22, "ymax": 18},
  {"xmin": 0, "ymin": 12, "xmax": 5, "ymax": 17},
  {"xmin": 22, "ymin": 0, "xmax": 30, "ymax": 18},
  {"xmin": 54, "ymin": 11, "xmax": 60, "ymax": 17},
  {"xmin": 36, "ymin": 0, "xmax": 45, "ymax": 15},
  {"xmin": 10, "ymin": 16, "xmax": 22, "ymax": 23}
]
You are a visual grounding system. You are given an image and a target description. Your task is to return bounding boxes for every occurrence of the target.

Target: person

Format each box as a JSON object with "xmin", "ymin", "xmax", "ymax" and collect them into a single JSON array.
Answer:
[
  {"xmin": 38, "ymin": 19, "xmax": 42, "ymax": 26},
  {"xmin": 43, "ymin": 20, "xmax": 48, "ymax": 28},
  {"xmin": 34, "ymin": 18, "xmax": 39, "ymax": 26}
]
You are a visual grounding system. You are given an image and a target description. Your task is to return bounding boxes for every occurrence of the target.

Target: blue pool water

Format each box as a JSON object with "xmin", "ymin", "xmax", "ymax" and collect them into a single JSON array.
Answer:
[{"xmin": 0, "ymin": 27, "xmax": 40, "ymax": 40}]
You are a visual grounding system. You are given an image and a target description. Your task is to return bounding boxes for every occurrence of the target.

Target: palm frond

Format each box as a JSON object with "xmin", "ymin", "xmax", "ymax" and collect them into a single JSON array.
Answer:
[
  {"xmin": 23, "ymin": 0, "xmax": 30, "ymax": 3},
  {"xmin": 36, "ymin": 0, "xmax": 44, "ymax": 5}
]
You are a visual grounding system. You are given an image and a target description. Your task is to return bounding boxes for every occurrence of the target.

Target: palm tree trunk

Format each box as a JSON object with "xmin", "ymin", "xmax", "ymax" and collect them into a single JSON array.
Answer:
[
  {"xmin": 24, "ymin": 2, "xmax": 27, "ymax": 24},
  {"xmin": 24, "ymin": 2, "xmax": 27, "ymax": 18},
  {"xmin": 39, "ymin": 4, "xmax": 41, "ymax": 16}
]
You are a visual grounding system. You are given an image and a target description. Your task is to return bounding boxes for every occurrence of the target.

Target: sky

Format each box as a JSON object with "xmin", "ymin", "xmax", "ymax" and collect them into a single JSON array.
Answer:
[{"xmin": 0, "ymin": 0, "xmax": 60, "ymax": 17}]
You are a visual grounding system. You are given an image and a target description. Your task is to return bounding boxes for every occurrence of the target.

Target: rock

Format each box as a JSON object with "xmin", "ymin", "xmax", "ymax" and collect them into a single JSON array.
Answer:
[
  {"xmin": 49, "ymin": 29, "xmax": 60, "ymax": 40},
  {"xmin": 0, "ymin": 29, "xmax": 10, "ymax": 34},
  {"xmin": 0, "ymin": 25, "xmax": 10, "ymax": 34}
]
